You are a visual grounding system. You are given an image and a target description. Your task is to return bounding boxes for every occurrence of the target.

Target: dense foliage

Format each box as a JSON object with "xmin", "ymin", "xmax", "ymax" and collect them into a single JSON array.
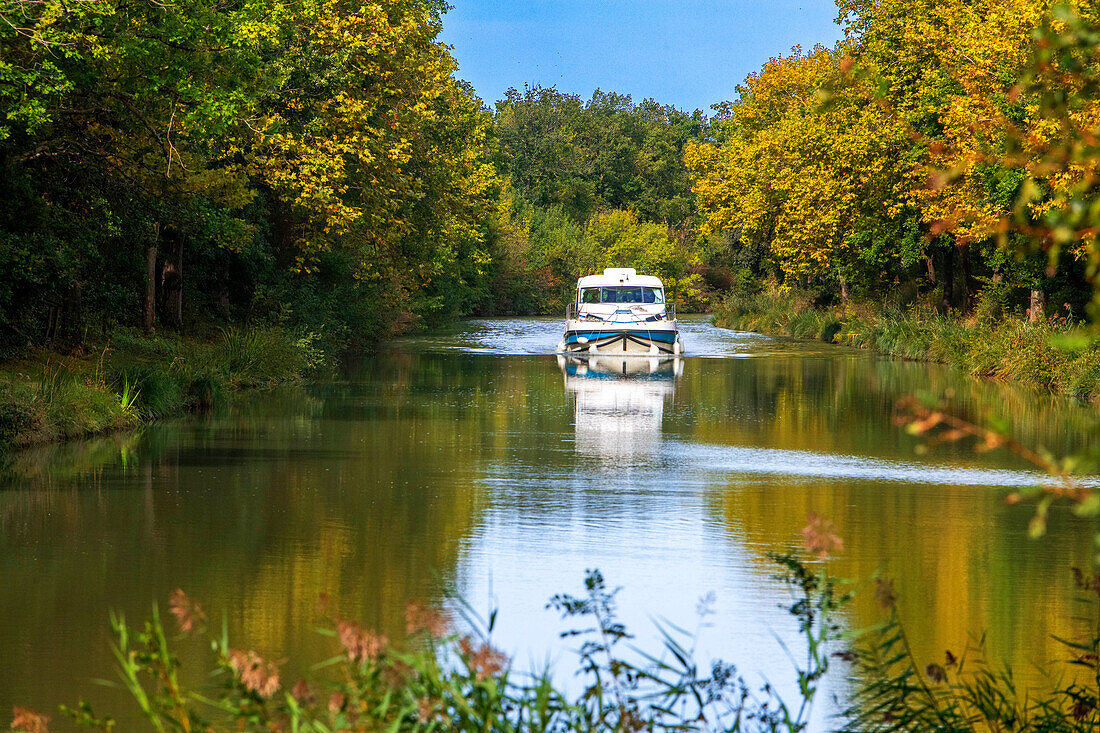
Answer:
[
  {"xmin": 6, "ymin": 0, "xmax": 1100, "ymax": 350},
  {"xmin": 0, "ymin": 327, "xmax": 321, "ymax": 451},
  {"xmin": 687, "ymin": 0, "xmax": 1100, "ymax": 320},
  {"xmin": 0, "ymin": 0, "xmax": 736, "ymax": 350},
  {"xmin": 494, "ymin": 87, "xmax": 702, "ymax": 227},
  {"xmin": 486, "ymin": 86, "xmax": 728, "ymax": 314},
  {"xmin": 0, "ymin": 0, "xmax": 497, "ymax": 354},
  {"xmin": 715, "ymin": 284, "xmax": 1100, "ymax": 399}
]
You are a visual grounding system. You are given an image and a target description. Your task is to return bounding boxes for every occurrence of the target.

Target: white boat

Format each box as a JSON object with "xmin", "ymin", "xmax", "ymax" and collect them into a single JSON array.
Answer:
[{"xmin": 556, "ymin": 268, "xmax": 684, "ymax": 355}]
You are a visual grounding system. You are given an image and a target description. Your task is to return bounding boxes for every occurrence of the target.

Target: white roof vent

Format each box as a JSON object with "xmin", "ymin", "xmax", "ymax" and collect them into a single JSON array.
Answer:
[{"xmin": 603, "ymin": 268, "xmax": 636, "ymax": 282}]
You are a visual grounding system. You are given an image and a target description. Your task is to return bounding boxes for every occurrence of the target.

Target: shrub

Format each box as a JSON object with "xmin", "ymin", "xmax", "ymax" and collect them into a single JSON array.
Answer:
[
  {"xmin": 817, "ymin": 319, "xmax": 838, "ymax": 343},
  {"xmin": 0, "ymin": 325, "xmax": 323, "ymax": 449},
  {"xmin": 204, "ymin": 327, "xmax": 317, "ymax": 389},
  {"xmin": 714, "ymin": 289, "xmax": 1100, "ymax": 400},
  {"xmin": 181, "ymin": 369, "xmax": 228, "ymax": 411},
  {"xmin": 973, "ymin": 280, "xmax": 1013, "ymax": 325},
  {"xmin": 31, "ymin": 368, "xmax": 137, "ymax": 439},
  {"xmin": 109, "ymin": 328, "xmax": 183, "ymax": 360}
]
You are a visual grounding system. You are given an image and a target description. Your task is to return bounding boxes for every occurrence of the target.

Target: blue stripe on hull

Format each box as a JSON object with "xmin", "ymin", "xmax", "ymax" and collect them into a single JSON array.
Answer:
[{"xmin": 564, "ymin": 330, "xmax": 677, "ymax": 345}]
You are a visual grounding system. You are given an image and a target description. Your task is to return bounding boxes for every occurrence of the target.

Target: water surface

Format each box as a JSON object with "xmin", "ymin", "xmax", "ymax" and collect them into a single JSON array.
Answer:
[{"xmin": 3, "ymin": 317, "xmax": 1098, "ymax": 727}]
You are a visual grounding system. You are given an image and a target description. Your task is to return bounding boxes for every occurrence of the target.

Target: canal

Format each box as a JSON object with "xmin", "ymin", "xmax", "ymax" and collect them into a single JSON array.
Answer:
[{"xmin": 2, "ymin": 317, "xmax": 1097, "ymax": 727}]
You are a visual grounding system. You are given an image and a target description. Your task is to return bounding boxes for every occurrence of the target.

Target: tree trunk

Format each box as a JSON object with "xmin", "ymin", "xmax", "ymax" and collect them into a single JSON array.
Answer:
[
  {"xmin": 1028, "ymin": 289, "xmax": 1045, "ymax": 323},
  {"xmin": 162, "ymin": 233, "xmax": 183, "ymax": 329},
  {"xmin": 839, "ymin": 274, "xmax": 850, "ymax": 306},
  {"xmin": 958, "ymin": 242, "xmax": 972, "ymax": 312},
  {"xmin": 46, "ymin": 303, "xmax": 58, "ymax": 343},
  {"xmin": 216, "ymin": 289, "xmax": 232, "ymax": 319},
  {"xmin": 939, "ymin": 246, "xmax": 954, "ymax": 314},
  {"xmin": 174, "ymin": 237, "xmax": 182, "ymax": 329},
  {"xmin": 922, "ymin": 248, "xmax": 936, "ymax": 284},
  {"xmin": 144, "ymin": 224, "xmax": 158, "ymax": 333},
  {"xmin": 60, "ymin": 281, "xmax": 82, "ymax": 344}
]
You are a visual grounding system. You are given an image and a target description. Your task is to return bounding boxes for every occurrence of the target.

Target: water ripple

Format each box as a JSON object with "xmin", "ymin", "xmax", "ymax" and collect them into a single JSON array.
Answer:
[
  {"xmin": 663, "ymin": 440, "xmax": 1077, "ymax": 488},
  {"xmin": 479, "ymin": 437, "xmax": 1085, "ymax": 491}
]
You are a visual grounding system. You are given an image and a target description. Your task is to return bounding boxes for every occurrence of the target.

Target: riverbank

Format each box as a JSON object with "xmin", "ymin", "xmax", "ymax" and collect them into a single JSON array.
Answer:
[
  {"xmin": 0, "ymin": 327, "xmax": 325, "ymax": 455},
  {"xmin": 714, "ymin": 288, "xmax": 1100, "ymax": 402}
]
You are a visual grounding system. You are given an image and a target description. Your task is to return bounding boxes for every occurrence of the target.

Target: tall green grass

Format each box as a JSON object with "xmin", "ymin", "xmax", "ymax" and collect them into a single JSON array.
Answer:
[
  {"xmin": 0, "ymin": 359, "xmax": 141, "ymax": 447},
  {"xmin": 714, "ymin": 289, "xmax": 1100, "ymax": 401},
  {"xmin": 0, "ymin": 327, "xmax": 325, "ymax": 453},
  {"xmin": 845, "ymin": 570, "xmax": 1100, "ymax": 732}
]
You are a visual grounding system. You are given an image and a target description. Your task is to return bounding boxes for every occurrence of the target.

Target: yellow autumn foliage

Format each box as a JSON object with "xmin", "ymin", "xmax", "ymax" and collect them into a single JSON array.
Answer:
[
  {"xmin": 685, "ymin": 47, "xmax": 914, "ymax": 284},
  {"xmin": 692, "ymin": 0, "xmax": 1100, "ymax": 307}
]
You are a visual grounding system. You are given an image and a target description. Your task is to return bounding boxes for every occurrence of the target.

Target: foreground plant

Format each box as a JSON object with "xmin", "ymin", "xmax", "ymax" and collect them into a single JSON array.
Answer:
[
  {"xmin": 843, "ymin": 567, "xmax": 1100, "ymax": 732},
  {"xmin": 895, "ymin": 395, "xmax": 1098, "ymax": 545},
  {"xmin": 11, "ymin": 542, "xmax": 848, "ymax": 732},
  {"xmin": 547, "ymin": 555, "xmax": 847, "ymax": 732}
]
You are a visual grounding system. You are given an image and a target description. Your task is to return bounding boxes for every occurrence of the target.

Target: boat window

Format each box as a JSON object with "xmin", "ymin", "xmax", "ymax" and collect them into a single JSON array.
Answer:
[
  {"xmin": 580, "ymin": 288, "xmax": 600, "ymax": 303},
  {"xmin": 587, "ymin": 286, "xmax": 664, "ymax": 303},
  {"xmin": 603, "ymin": 287, "xmax": 638, "ymax": 303}
]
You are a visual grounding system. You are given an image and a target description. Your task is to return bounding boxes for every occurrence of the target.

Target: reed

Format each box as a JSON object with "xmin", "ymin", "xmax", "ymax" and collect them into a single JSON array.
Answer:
[
  {"xmin": 843, "ymin": 571, "xmax": 1100, "ymax": 732},
  {"xmin": 714, "ymin": 289, "xmax": 1100, "ymax": 402}
]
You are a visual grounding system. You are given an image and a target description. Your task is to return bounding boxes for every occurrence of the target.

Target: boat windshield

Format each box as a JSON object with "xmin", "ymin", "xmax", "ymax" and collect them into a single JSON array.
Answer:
[{"xmin": 579, "ymin": 286, "xmax": 664, "ymax": 304}]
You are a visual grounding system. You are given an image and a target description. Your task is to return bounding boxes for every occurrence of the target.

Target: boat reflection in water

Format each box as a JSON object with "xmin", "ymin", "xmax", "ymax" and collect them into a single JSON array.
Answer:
[{"xmin": 557, "ymin": 353, "xmax": 682, "ymax": 462}]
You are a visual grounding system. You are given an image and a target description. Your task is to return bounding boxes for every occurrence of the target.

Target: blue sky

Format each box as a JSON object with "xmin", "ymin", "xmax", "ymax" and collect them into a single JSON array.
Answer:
[{"xmin": 438, "ymin": 1, "xmax": 844, "ymax": 113}]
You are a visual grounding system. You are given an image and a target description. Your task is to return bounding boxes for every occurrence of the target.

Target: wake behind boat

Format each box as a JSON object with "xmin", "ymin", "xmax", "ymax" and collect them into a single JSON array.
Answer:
[{"xmin": 556, "ymin": 268, "xmax": 684, "ymax": 355}]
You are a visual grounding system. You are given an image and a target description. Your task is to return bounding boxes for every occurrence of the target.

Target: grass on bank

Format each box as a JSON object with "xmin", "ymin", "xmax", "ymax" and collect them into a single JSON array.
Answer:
[
  {"xmin": 715, "ymin": 287, "xmax": 1100, "ymax": 401},
  {"xmin": 0, "ymin": 327, "xmax": 325, "ymax": 453}
]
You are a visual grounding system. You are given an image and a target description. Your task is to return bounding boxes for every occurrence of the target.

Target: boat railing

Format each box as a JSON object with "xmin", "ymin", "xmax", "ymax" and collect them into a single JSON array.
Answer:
[
  {"xmin": 666, "ymin": 303, "xmax": 676, "ymax": 321},
  {"xmin": 567, "ymin": 302, "xmax": 578, "ymax": 320}
]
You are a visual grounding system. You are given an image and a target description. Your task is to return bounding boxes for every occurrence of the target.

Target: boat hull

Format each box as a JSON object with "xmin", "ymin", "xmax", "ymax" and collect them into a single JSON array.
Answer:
[{"xmin": 559, "ymin": 322, "xmax": 682, "ymax": 355}]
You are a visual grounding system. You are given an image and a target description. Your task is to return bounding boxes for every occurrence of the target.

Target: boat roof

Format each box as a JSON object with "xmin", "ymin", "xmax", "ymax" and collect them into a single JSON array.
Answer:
[{"xmin": 577, "ymin": 268, "xmax": 664, "ymax": 288}]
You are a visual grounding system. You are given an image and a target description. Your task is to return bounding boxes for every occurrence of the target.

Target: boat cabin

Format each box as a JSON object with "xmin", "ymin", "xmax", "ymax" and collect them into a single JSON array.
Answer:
[{"xmin": 576, "ymin": 268, "xmax": 665, "ymax": 305}]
